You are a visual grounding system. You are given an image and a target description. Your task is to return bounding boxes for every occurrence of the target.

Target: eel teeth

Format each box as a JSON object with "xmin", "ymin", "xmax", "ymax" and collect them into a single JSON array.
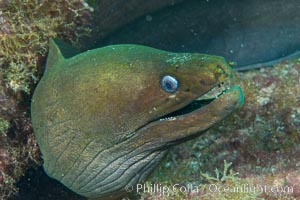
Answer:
[
  {"xmin": 159, "ymin": 116, "xmax": 177, "ymax": 121},
  {"xmin": 196, "ymin": 81, "xmax": 231, "ymax": 101}
]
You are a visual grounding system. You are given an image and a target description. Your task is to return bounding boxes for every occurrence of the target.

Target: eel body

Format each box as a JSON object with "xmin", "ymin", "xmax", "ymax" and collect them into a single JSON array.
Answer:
[{"xmin": 31, "ymin": 39, "xmax": 243, "ymax": 199}]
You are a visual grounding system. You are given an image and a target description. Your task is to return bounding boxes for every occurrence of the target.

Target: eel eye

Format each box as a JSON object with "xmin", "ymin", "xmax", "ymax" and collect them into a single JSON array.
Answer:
[{"xmin": 161, "ymin": 75, "xmax": 179, "ymax": 93}]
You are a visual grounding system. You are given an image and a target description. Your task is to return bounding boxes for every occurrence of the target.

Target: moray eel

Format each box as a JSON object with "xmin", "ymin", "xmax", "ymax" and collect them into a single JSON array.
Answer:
[{"xmin": 31, "ymin": 39, "xmax": 244, "ymax": 199}]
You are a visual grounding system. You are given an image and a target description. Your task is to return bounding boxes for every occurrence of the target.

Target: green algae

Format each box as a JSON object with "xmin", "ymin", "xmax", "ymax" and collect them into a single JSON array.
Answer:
[{"xmin": 0, "ymin": 118, "xmax": 9, "ymax": 135}]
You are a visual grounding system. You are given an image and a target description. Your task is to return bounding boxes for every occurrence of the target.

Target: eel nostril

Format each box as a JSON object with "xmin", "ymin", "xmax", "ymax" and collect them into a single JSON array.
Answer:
[{"xmin": 214, "ymin": 64, "xmax": 226, "ymax": 80}]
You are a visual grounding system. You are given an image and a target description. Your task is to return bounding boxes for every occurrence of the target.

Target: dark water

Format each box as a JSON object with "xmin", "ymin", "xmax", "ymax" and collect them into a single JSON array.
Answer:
[
  {"xmin": 13, "ymin": 167, "xmax": 85, "ymax": 200},
  {"xmin": 97, "ymin": 0, "xmax": 300, "ymax": 68}
]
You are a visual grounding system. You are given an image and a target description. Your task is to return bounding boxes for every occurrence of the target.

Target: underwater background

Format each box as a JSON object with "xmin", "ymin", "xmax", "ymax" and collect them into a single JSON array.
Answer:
[{"xmin": 0, "ymin": 0, "xmax": 299, "ymax": 199}]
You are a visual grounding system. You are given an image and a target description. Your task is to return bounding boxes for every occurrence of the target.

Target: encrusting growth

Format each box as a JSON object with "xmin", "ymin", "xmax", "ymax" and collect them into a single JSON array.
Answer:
[{"xmin": 0, "ymin": 0, "xmax": 93, "ymax": 198}]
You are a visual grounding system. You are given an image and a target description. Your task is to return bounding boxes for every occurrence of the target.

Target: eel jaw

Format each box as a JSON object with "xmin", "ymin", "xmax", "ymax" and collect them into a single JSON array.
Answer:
[
  {"xmin": 159, "ymin": 81, "xmax": 242, "ymax": 121},
  {"xmin": 133, "ymin": 82, "xmax": 244, "ymax": 146}
]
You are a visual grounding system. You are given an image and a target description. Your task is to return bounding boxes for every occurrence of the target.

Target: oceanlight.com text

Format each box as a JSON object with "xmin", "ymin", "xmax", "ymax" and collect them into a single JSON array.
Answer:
[{"xmin": 125, "ymin": 183, "xmax": 294, "ymax": 197}]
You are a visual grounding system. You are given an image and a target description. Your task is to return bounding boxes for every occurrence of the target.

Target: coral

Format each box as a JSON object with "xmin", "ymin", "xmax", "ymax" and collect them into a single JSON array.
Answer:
[{"xmin": 0, "ymin": 0, "xmax": 93, "ymax": 198}]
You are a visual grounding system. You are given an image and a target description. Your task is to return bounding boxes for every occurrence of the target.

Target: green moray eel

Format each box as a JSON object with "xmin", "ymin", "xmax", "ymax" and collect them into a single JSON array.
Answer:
[{"xmin": 31, "ymin": 39, "xmax": 244, "ymax": 199}]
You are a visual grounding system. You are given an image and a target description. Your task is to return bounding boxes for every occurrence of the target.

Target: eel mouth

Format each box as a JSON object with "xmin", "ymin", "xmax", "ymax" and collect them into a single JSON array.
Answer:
[
  {"xmin": 132, "ymin": 79, "xmax": 243, "ymax": 147},
  {"xmin": 159, "ymin": 81, "xmax": 242, "ymax": 121}
]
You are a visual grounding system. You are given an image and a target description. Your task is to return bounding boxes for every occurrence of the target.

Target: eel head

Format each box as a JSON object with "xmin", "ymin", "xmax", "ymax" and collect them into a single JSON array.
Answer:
[{"xmin": 31, "ymin": 39, "xmax": 244, "ymax": 199}]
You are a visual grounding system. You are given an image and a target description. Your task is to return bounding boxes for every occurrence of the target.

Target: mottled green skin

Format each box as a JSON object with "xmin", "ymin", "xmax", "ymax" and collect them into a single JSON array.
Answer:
[{"xmin": 31, "ymin": 39, "xmax": 243, "ymax": 199}]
